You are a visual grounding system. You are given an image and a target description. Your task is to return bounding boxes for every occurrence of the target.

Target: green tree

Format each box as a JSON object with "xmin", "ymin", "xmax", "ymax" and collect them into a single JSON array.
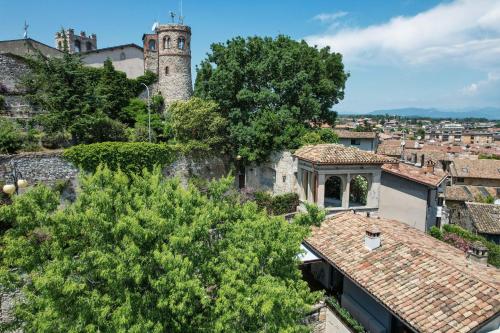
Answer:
[
  {"xmin": 298, "ymin": 128, "xmax": 339, "ymax": 146},
  {"xmin": 0, "ymin": 168, "xmax": 320, "ymax": 332},
  {"xmin": 168, "ymin": 97, "xmax": 228, "ymax": 152},
  {"xmin": 195, "ymin": 35, "xmax": 348, "ymax": 162}
]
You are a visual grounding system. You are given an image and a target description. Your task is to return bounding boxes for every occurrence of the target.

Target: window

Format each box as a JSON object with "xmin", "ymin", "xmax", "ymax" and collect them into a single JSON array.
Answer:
[
  {"xmin": 120, "ymin": 52, "xmax": 126, "ymax": 60},
  {"xmin": 74, "ymin": 40, "xmax": 81, "ymax": 53},
  {"xmin": 456, "ymin": 177, "xmax": 464, "ymax": 183},
  {"xmin": 163, "ymin": 36, "xmax": 171, "ymax": 49},
  {"xmin": 148, "ymin": 39, "xmax": 156, "ymax": 51},
  {"xmin": 165, "ymin": 66, "xmax": 169, "ymax": 75},
  {"xmin": 58, "ymin": 41, "xmax": 62, "ymax": 49},
  {"xmin": 178, "ymin": 37, "xmax": 185, "ymax": 49},
  {"xmin": 350, "ymin": 139, "xmax": 361, "ymax": 145},
  {"xmin": 86, "ymin": 41, "xmax": 92, "ymax": 51}
]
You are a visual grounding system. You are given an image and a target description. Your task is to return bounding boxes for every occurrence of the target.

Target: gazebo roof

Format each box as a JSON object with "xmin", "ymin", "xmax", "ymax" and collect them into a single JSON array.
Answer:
[{"xmin": 294, "ymin": 144, "xmax": 396, "ymax": 165}]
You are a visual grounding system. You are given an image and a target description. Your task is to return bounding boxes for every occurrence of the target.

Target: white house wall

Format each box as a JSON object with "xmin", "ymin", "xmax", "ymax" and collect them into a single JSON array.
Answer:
[{"xmin": 82, "ymin": 47, "xmax": 144, "ymax": 78}]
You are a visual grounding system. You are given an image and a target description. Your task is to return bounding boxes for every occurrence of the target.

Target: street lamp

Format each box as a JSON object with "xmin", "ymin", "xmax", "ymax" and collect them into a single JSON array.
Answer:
[
  {"xmin": 2, "ymin": 161, "xmax": 28, "ymax": 196},
  {"xmin": 141, "ymin": 83, "xmax": 152, "ymax": 143}
]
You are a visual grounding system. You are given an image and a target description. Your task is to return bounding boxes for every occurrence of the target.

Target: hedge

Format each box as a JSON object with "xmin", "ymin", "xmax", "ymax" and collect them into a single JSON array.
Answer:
[
  {"xmin": 325, "ymin": 297, "xmax": 366, "ymax": 333},
  {"xmin": 254, "ymin": 192, "xmax": 299, "ymax": 215},
  {"xmin": 63, "ymin": 142, "xmax": 177, "ymax": 174}
]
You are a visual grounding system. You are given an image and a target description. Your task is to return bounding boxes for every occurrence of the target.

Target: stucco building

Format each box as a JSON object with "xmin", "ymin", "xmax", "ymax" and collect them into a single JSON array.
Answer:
[
  {"xmin": 294, "ymin": 144, "xmax": 395, "ymax": 213},
  {"xmin": 334, "ymin": 130, "xmax": 379, "ymax": 152},
  {"xmin": 379, "ymin": 161, "xmax": 448, "ymax": 232},
  {"xmin": 450, "ymin": 159, "xmax": 500, "ymax": 187},
  {"xmin": 81, "ymin": 44, "xmax": 144, "ymax": 79}
]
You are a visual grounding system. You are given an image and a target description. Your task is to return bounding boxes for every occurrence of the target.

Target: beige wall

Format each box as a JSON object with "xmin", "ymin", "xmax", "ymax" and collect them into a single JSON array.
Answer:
[
  {"xmin": 82, "ymin": 47, "xmax": 144, "ymax": 78},
  {"xmin": 379, "ymin": 172, "xmax": 429, "ymax": 231},
  {"xmin": 456, "ymin": 177, "xmax": 500, "ymax": 187}
]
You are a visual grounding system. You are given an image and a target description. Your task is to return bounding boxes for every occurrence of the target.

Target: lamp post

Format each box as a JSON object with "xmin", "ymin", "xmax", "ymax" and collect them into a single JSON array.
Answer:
[
  {"xmin": 2, "ymin": 161, "xmax": 28, "ymax": 196},
  {"xmin": 141, "ymin": 83, "xmax": 152, "ymax": 143}
]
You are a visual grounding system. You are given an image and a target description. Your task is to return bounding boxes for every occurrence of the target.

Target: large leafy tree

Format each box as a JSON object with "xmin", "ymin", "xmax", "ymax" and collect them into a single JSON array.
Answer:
[
  {"xmin": 168, "ymin": 97, "xmax": 228, "ymax": 152},
  {"xmin": 0, "ymin": 168, "xmax": 320, "ymax": 332},
  {"xmin": 195, "ymin": 35, "xmax": 348, "ymax": 162}
]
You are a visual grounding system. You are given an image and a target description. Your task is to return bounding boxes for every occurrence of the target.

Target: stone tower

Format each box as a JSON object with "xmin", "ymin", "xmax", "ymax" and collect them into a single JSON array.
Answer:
[
  {"xmin": 143, "ymin": 23, "xmax": 193, "ymax": 107},
  {"xmin": 55, "ymin": 29, "xmax": 97, "ymax": 53}
]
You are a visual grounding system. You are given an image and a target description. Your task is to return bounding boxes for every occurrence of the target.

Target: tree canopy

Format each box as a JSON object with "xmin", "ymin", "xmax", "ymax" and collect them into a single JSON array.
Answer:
[
  {"xmin": 0, "ymin": 168, "xmax": 320, "ymax": 332},
  {"xmin": 194, "ymin": 35, "xmax": 348, "ymax": 162},
  {"xmin": 23, "ymin": 53, "xmax": 157, "ymax": 145}
]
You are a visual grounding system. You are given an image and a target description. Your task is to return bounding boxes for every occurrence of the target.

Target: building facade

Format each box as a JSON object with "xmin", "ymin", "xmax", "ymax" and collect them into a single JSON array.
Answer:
[{"xmin": 82, "ymin": 44, "xmax": 144, "ymax": 79}]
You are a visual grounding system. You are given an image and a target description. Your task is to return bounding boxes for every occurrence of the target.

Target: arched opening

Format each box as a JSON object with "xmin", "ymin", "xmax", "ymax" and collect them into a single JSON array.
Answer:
[
  {"xmin": 324, "ymin": 176, "xmax": 342, "ymax": 207},
  {"xmin": 163, "ymin": 36, "xmax": 171, "ymax": 49},
  {"xmin": 85, "ymin": 41, "xmax": 92, "ymax": 51},
  {"xmin": 178, "ymin": 37, "xmax": 185, "ymax": 49},
  {"xmin": 74, "ymin": 40, "xmax": 81, "ymax": 52},
  {"xmin": 349, "ymin": 175, "xmax": 368, "ymax": 207},
  {"xmin": 57, "ymin": 41, "xmax": 62, "ymax": 49},
  {"xmin": 165, "ymin": 66, "xmax": 169, "ymax": 75},
  {"xmin": 148, "ymin": 39, "xmax": 156, "ymax": 51}
]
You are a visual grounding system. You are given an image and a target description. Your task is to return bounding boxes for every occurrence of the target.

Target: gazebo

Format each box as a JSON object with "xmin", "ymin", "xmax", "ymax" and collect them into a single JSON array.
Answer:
[{"xmin": 294, "ymin": 144, "xmax": 396, "ymax": 212}]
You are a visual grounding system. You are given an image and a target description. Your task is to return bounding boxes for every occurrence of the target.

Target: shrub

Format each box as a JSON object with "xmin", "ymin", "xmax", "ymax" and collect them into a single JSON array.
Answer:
[
  {"xmin": 69, "ymin": 114, "xmax": 128, "ymax": 144},
  {"xmin": 0, "ymin": 118, "xmax": 24, "ymax": 154},
  {"xmin": 41, "ymin": 131, "xmax": 71, "ymax": 149},
  {"xmin": 254, "ymin": 191, "xmax": 299, "ymax": 215},
  {"xmin": 429, "ymin": 226, "xmax": 443, "ymax": 240},
  {"xmin": 442, "ymin": 224, "xmax": 500, "ymax": 268},
  {"xmin": 63, "ymin": 142, "xmax": 177, "ymax": 174},
  {"xmin": 326, "ymin": 297, "xmax": 366, "ymax": 333}
]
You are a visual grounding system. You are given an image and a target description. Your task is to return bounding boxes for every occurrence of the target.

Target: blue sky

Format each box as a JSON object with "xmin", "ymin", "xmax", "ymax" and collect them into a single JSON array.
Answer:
[{"xmin": 1, "ymin": 0, "xmax": 499, "ymax": 114}]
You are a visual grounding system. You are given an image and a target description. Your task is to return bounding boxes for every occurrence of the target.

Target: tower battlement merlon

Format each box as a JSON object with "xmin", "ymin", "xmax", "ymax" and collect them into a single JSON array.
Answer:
[{"xmin": 54, "ymin": 27, "xmax": 97, "ymax": 53}]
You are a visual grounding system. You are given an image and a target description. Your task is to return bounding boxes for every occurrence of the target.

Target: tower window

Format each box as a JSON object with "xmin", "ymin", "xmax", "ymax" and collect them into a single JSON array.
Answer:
[
  {"xmin": 164, "ymin": 36, "xmax": 171, "ymax": 49},
  {"xmin": 148, "ymin": 39, "xmax": 156, "ymax": 51},
  {"xmin": 74, "ymin": 40, "xmax": 81, "ymax": 52},
  {"xmin": 58, "ymin": 41, "xmax": 62, "ymax": 49},
  {"xmin": 165, "ymin": 66, "xmax": 169, "ymax": 75},
  {"xmin": 178, "ymin": 37, "xmax": 185, "ymax": 50},
  {"xmin": 86, "ymin": 41, "xmax": 92, "ymax": 51},
  {"xmin": 120, "ymin": 52, "xmax": 126, "ymax": 60}
]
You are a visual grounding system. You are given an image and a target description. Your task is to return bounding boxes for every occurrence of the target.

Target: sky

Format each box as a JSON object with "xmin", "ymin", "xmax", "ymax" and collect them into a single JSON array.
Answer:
[{"xmin": 1, "ymin": 0, "xmax": 499, "ymax": 114}]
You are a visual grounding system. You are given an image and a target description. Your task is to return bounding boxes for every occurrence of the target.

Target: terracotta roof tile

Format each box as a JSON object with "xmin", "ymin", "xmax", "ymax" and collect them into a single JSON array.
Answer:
[
  {"xmin": 305, "ymin": 212, "xmax": 500, "ymax": 333},
  {"xmin": 445, "ymin": 185, "xmax": 499, "ymax": 202},
  {"xmin": 465, "ymin": 202, "xmax": 500, "ymax": 235},
  {"xmin": 294, "ymin": 144, "xmax": 395, "ymax": 165},
  {"xmin": 450, "ymin": 159, "xmax": 500, "ymax": 180},
  {"xmin": 382, "ymin": 163, "xmax": 448, "ymax": 187},
  {"xmin": 334, "ymin": 129, "xmax": 377, "ymax": 139}
]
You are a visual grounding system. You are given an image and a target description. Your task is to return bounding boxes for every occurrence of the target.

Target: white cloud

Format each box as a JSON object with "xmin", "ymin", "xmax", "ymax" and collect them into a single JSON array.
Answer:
[
  {"xmin": 312, "ymin": 11, "xmax": 348, "ymax": 23},
  {"xmin": 462, "ymin": 72, "xmax": 500, "ymax": 95},
  {"xmin": 305, "ymin": 0, "xmax": 500, "ymax": 67}
]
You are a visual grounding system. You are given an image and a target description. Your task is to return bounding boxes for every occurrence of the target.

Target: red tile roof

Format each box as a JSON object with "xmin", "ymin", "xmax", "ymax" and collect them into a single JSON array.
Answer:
[
  {"xmin": 450, "ymin": 159, "xmax": 500, "ymax": 180},
  {"xmin": 294, "ymin": 144, "xmax": 395, "ymax": 165},
  {"xmin": 382, "ymin": 163, "xmax": 448, "ymax": 187},
  {"xmin": 465, "ymin": 202, "xmax": 500, "ymax": 235},
  {"xmin": 334, "ymin": 129, "xmax": 377, "ymax": 139},
  {"xmin": 305, "ymin": 212, "xmax": 500, "ymax": 333}
]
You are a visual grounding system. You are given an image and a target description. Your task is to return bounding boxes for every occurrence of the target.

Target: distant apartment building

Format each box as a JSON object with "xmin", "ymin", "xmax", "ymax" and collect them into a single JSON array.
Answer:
[
  {"xmin": 334, "ymin": 130, "xmax": 379, "ymax": 152},
  {"xmin": 440, "ymin": 123, "xmax": 464, "ymax": 143},
  {"xmin": 450, "ymin": 159, "xmax": 500, "ymax": 187},
  {"xmin": 461, "ymin": 131, "xmax": 495, "ymax": 145},
  {"xmin": 379, "ymin": 161, "xmax": 447, "ymax": 232}
]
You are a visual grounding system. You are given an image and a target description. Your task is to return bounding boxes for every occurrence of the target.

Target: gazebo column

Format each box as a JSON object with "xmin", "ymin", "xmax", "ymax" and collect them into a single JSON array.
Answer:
[
  {"xmin": 307, "ymin": 171, "xmax": 314, "ymax": 203},
  {"xmin": 317, "ymin": 174, "xmax": 326, "ymax": 208},
  {"xmin": 342, "ymin": 174, "xmax": 351, "ymax": 209}
]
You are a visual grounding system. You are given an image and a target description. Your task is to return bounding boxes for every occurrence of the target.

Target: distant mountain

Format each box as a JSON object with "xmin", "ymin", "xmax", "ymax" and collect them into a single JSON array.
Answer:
[{"xmin": 365, "ymin": 107, "xmax": 500, "ymax": 120}]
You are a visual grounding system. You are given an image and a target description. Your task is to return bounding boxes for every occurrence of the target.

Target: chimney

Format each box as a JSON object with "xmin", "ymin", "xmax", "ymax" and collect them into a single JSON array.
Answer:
[
  {"xmin": 365, "ymin": 225, "xmax": 381, "ymax": 251},
  {"xmin": 468, "ymin": 241, "xmax": 488, "ymax": 265},
  {"xmin": 425, "ymin": 160, "xmax": 436, "ymax": 174}
]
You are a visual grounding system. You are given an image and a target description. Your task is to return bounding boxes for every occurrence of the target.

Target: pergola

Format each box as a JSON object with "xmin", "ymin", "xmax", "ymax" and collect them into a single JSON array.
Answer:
[{"xmin": 294, "ymin": 144, "xmax": 396, "ymax": 212}]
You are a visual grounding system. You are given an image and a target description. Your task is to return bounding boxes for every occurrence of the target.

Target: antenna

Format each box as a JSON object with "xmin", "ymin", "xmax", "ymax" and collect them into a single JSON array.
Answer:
[
  {"xmin": 23, "ymin": 20, "xmax": 29, "ymax": 39},
  {"xmin": 179, "ymin": 0, "xmax": 184, "ymax": 24},
  {"xmin": 169, "ymin": 11, "xmax": 176, "ymax": 23}
]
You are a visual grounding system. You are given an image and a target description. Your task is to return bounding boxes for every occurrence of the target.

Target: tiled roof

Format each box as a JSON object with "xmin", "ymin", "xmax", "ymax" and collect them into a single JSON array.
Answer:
[
  {"xmin": 334, "ymin": 129, "xmax": 377, "ymax": 139},
  {"xmin": 305, "ymin": 212, "xmax": 500, "ymax": 333},
  {"xmin": 382, "ymin": 163, "xmax": 448, "ymax": 187},
  {"xmin": 450, "ymin": 159, "xmax": 500, "ymax": 180},
  {"xmin": 445, "ymin": 185, "xmax": 499, "ymax": 202},
  {"xmin": 465, "ymin": 202, "xmax": 500, "ymax": 235},
  {"xmin": 294, "ymin": 144, "xmax": 396, "ymax": 165}
]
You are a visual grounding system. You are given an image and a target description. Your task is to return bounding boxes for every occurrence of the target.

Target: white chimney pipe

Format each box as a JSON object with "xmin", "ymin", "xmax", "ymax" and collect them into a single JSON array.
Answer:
[{"xmin": 365, "ymin": 225, "xmax": 381, "ymax": 251}]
